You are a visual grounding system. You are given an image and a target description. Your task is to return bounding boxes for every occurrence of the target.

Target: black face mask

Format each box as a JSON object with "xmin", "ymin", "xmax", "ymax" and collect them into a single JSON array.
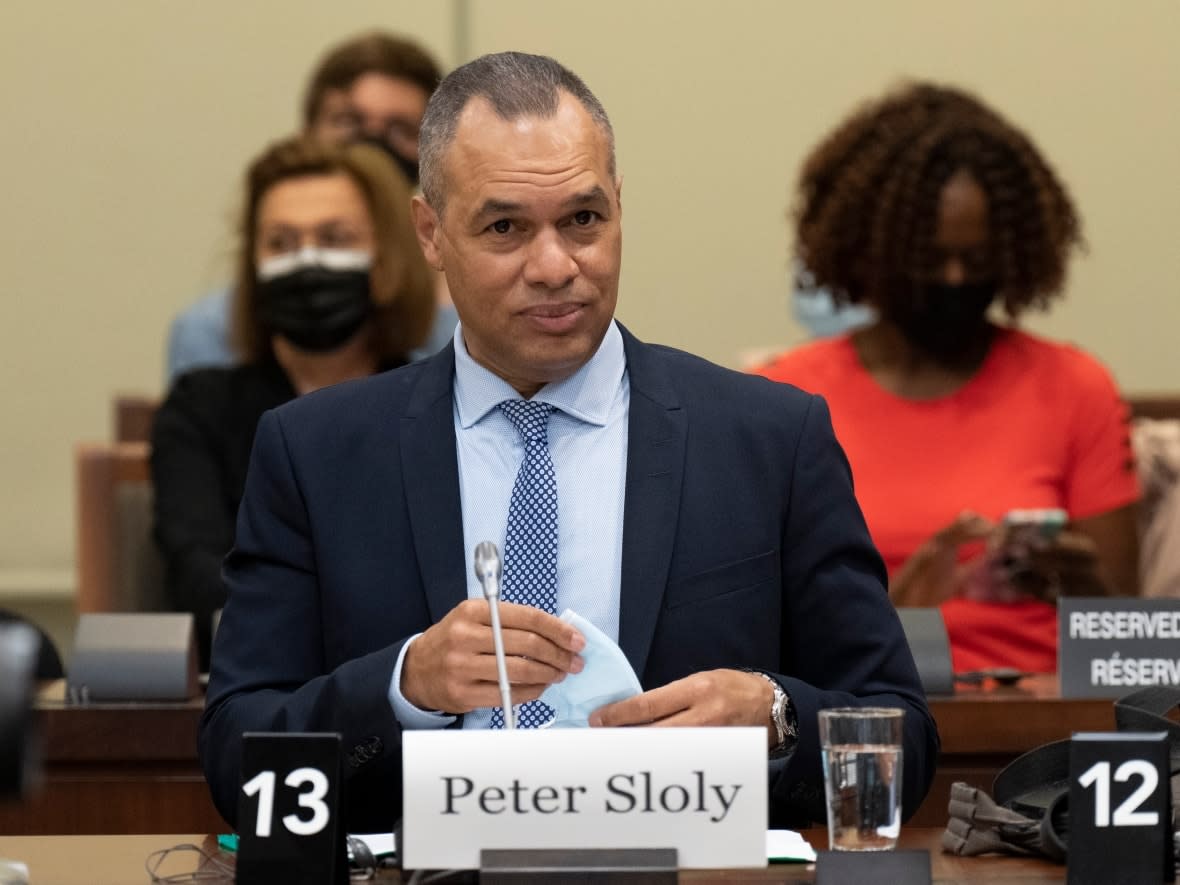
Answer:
[
  {"xmin": 890, "ymin": 280, "xmax": 998, "ymax": 363},
  {"xmin": 257, "ymin": 265, "xmax": 372, "ymax": 353},
  {"xmin": 358, "ymin": 135, "xmax": 419, "ymax": 186}
]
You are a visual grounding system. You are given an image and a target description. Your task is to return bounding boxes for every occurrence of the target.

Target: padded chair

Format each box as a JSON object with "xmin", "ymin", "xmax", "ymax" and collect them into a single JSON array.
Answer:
[
  {"xmin": 75, "ymin": 442, "xmax": 166, "ymax": 615},
  {"xmin": 0, "ymin": 610, "xmax": 64, "ymax": 680},
  {"xmin": 113, "ymin": 394, "xmax": 159, "ymax": 443}
]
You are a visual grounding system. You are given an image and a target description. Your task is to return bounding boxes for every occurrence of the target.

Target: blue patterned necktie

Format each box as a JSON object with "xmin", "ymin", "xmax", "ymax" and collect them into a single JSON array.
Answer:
[{"xmin": 491, "ymin": 399, "xmax": 558, "ymax": 729}]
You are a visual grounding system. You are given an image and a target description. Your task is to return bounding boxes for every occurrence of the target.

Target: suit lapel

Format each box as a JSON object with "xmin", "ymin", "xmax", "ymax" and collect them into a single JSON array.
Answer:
[
  {"xmin": 398, "ymin": 331, "xmax": 688, "ymax": 675},
  {"xmin": 617, "ymin": 328, "xmax": 686, "ymax": 679},
  {"xmin": 400, "ymin": 345, "xmax": 468, "ymax": 623}
]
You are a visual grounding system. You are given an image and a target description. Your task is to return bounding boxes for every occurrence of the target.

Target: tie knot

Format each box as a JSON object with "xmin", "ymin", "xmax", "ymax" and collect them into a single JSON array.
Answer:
[{"xmin": 499, "ymin": 399, "xmax": 553, "ymax": 443}]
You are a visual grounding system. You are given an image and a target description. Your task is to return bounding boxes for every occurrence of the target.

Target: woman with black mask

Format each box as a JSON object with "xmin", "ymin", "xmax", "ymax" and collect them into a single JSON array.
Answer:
[
  {"xmin": 757, "ymin": 83, "xmax": 1139, "ymax": 675},
  {"xmin": 152, "ymin": 137, "xmax": 435, "ymax": 669}
]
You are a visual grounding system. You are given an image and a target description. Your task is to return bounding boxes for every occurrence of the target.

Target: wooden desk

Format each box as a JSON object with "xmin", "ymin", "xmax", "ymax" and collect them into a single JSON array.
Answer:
[
  {"xmin": 0, "ymin": 683, "xmax": 221, "ymax": 835},
  {"xmin": 912, "ymin": 674, "xmax": 1112, "ymax": 827},
  {"xmin": 0, "ymin": 829, "xmax": 1066, "ymax": 883},
  {"xmin": 0, "ymin": 676, "xmax": 1111, "ymax": 835}
]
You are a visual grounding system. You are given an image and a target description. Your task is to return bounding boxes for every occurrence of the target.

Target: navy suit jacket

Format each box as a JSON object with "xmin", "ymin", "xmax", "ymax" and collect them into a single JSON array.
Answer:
[{"xmin": 200, "ymin": 325, "xmax": 937, "ymax": 832}]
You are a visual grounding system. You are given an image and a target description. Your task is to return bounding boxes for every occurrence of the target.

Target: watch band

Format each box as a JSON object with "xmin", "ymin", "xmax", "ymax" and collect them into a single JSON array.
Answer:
[{"xmin": 749, "ymin": 670, "xmax": 798, "ymax": 756}]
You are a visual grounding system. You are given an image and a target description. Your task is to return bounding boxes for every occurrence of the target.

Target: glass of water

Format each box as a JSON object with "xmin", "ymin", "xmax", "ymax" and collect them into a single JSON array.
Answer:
[{"xmin": 818, "ymin": 707, "xmax": 904, "ymax": 851}]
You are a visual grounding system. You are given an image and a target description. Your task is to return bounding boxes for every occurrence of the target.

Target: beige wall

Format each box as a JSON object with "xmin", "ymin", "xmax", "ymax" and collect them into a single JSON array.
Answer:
[
  {"xmin": 468, "ymin": 0, "xmax": 1180, "ymax": 375},
  {"xmin": 0, "ymin": 0, "xmax": 454, "ymax": 593},
  {"xmin": 1, "ymin": 1, "xmax": 1177, "ymax": 634}
]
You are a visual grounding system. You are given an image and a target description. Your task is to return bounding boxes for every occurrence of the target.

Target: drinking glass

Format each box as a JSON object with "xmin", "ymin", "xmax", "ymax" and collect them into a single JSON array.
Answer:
[{"xmin": 818, "ymin": 707, "xmax": 904, "ymax": 851}]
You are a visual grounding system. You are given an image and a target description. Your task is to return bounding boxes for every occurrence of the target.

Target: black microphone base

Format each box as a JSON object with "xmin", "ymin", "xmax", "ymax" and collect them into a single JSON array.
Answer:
[{"xmin": 480, "ymin": 848, "xmax": 677, "ymax": 883}]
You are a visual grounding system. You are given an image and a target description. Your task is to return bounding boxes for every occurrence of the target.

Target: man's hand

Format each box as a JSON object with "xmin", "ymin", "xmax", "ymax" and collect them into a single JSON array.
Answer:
[
  {"xmin": 588, "ymin": 669, "xmax": 779, "ymax": 749},
  {"xmin": 401, "ymin": 599, "xmax": 585, "ymax": 713}
]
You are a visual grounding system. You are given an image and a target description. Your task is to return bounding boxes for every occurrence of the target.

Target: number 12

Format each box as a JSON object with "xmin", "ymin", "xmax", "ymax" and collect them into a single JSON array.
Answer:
[{"xmin": 1076, "ymin": 760, "xmax": 1159, "ymax": 827}]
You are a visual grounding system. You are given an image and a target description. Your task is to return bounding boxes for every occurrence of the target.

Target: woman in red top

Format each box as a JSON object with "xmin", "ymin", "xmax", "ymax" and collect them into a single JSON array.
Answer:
[{"xmin": 757, "ymin": 83, "xmax": 1140, "ymax": 674}]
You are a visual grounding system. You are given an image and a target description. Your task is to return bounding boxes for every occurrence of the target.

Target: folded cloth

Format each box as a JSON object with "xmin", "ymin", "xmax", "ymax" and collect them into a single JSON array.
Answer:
[{"xmin": 942, "ymin": 782, "xmax": 1067, "ymax": 862}]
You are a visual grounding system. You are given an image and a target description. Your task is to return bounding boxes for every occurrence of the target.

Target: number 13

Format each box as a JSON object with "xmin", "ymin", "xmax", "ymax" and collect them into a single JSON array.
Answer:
[{"xmin": 242, "ymin": 767, "xmax": 331, "ymax": 837}]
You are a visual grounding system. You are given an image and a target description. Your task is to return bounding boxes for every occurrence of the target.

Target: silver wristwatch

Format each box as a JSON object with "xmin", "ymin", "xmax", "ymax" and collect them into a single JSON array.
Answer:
[{"xmin": 751, "ymin": 671, "xmax": 797, "ymax": 757}]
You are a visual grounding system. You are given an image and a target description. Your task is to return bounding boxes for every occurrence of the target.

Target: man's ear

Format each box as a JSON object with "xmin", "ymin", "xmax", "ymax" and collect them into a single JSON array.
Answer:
[
  {"xmin": 614, "ymin": 175, "xmax": 623, "ymax": 218},
  {"xmin": 410, "ymin": 195, "xmax": 444, "ymax": 271}
]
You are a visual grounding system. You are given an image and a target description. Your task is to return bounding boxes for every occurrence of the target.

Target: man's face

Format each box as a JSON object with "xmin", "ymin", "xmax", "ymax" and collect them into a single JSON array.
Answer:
[
  {"xmin": 411, "ymin": 94, "xmax": 622, "ymax": 398},
  {"xmin": 310, "ymin": 72, "xmax": 429, "ymax": 161}
]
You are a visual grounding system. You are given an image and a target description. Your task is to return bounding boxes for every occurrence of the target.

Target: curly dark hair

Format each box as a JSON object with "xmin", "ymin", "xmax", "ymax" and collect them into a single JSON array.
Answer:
[{"xmin": 794, "ymin": 82, "xmax": 1083, "ymax": 317}]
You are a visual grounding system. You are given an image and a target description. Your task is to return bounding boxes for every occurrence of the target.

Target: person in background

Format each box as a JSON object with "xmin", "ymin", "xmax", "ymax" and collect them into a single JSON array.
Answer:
[
  {"xmin": 167, "ymin": 30, "xmax": 454, "ymax": 380},
  {"xmin": 198, "ymin": 51, "xmax": 936, "ymax": 833},
  {"xmin": 756, "ymin": 82, "xmax": 1140, "ymax": 675},
  {"xmin": 152, "ymin": 137, "xmax": 434, "ymax": 669}
]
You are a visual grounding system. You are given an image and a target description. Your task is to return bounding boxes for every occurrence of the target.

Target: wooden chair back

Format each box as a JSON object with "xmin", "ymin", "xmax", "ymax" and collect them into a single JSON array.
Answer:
[
  {"xmin": 75, "ymin": 442, "xmax": 166, "ymax": 614},
  {"xmin": 1127, "ymin": 394, "xmax": 1180, "ymax": 421},
  {"xmin": 114, "ymin": 395, "xmax": 159, "ymax": 443}
]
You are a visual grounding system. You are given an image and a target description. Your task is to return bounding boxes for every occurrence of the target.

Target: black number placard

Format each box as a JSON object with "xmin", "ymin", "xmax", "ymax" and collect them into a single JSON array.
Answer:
[
  {"xmin": 235, "ymin": 732, "xmax": 346, "ymax": 885},
  {"xmin": 1067, "ymin": 732, "xmax": 1173, "ymax": 885}
]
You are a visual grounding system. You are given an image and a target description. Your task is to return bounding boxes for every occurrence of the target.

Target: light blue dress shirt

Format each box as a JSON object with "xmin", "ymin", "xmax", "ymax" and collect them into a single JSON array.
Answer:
[{"xmin": 389, "ymin": 321, "xmax": 630, "ymax": 729}]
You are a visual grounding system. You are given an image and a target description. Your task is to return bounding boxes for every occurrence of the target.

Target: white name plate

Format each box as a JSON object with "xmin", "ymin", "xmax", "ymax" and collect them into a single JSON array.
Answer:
[{"xmin": 402, "ymin": 727, "xmax": 768, "ymax": 870}]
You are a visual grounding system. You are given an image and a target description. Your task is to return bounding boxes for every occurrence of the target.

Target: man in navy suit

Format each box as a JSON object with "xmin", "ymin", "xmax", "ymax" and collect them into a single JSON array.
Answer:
[{"xmin": 200, "ymin": 51, "xmax": 937, "ymax": 833}]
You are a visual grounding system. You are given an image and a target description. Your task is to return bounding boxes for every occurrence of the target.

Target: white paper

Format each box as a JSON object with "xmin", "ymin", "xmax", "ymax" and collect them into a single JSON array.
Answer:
[
  {"xmin": 766, "ymin": 828, "xmax": 817, "ymax": 862},
  {"xmin": 353, "ymin": 832, "xmax": 396, "ymax": 859}
]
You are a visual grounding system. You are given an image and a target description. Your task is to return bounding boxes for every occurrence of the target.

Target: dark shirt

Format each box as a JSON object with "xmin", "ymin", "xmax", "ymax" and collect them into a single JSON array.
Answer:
[
  {"xmin": 151, "ymin": 358, "xmax": 405, "ymax": 669},
  {"xmin": 151, "ymin": 361, "xmax": 296, "ymax": 670}
]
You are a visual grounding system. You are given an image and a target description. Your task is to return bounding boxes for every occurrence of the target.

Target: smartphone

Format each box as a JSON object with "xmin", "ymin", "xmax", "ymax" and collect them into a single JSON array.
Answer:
[
  {"xmin": 992, "ymin": 509, "xmax": 1069, "ymax": 601},
  {"xmin": 999, "ymin": 508, "xmax": 1067, "ymax": 548},
  {"xmin": 995, "ymin": 512, "xmax": 1071, "ymax": 561}
]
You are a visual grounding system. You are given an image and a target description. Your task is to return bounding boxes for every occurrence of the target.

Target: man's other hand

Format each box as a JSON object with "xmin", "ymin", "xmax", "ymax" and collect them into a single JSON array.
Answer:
[
  {"xmin": 401, "ymin": 600, "xmax": 585, "ymax": 713},
  {"xmin": 588, "ymin": 669, "xmax": 778, "ymax": 748}
]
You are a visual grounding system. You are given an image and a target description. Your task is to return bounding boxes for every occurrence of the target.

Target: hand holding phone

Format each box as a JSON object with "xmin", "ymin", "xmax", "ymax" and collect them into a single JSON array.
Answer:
[
  {"xmin": 891, "ymin": 511, "xmax": 995, "ymax": 606},
  {"xmin": 962, "ymin": 509, "xmax": 1069, "ymax": 603},
  {"xmin": 994, "ymin": 509, "xmax": 1105, "ymax": 602},
  {"xmin": 998, "ymin": 508, "xmax": 1068, "ymax": 554}
]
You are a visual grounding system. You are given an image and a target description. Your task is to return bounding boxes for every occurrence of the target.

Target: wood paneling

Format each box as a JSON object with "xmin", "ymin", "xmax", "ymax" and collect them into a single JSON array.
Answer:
[{"xmin": 3, "ymin": 675, "xmax": 1110, "ymax": 838}]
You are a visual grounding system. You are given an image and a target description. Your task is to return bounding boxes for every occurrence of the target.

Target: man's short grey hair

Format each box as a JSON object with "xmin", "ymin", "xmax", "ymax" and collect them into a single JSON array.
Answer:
[{"xmin": 418, "ymin": 51, "xmax": 615, "ymax": 210}]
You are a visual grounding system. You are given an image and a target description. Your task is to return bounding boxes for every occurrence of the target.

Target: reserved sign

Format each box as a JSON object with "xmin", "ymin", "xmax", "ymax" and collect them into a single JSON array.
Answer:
[
  {"xmin": 1059, "ymin": 598, "xmax": 1180, "ymax": 698},
  {"xmin": 402, "ymin": 727, "xmax": 768, "ymax": 870}
]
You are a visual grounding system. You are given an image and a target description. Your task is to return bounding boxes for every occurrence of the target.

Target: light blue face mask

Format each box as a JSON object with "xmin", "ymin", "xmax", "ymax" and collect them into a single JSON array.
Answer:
[
  {"xmin": 537, "ymin": 609, "xmax": 642, "ymax": 728},
  {"xmin": 792, "ymin": 289, "xmax": 876, "ymax": 338},
  {"xmin": 790, "ymin": 262, "xmax": 876, "ymax": 339}
]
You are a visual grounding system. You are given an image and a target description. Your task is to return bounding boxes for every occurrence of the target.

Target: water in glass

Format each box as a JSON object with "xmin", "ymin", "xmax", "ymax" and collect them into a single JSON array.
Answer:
[{"xmin": 822, "ymin": 742, "xmax": 902, "ymax": 851}]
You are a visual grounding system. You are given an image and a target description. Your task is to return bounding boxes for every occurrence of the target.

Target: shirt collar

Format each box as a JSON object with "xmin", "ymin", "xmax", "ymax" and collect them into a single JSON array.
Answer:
[{"xmin": 453, "ymin": 320, "xmax": 626, "ymax": 429}]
